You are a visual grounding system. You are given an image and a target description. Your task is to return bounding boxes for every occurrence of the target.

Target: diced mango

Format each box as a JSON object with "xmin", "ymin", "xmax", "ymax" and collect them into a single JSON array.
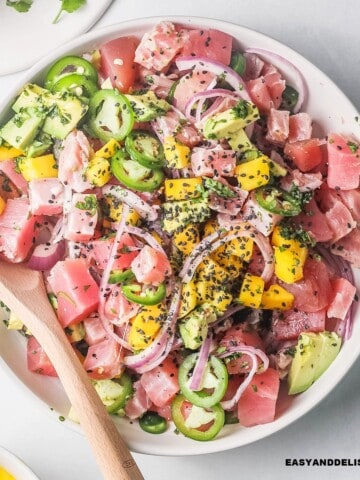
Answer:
[
  {"xmin": 104, "ymin": 197, "xmax": 140, "ymax": 225},
  {"xmin": 163, "ymin": 135, "xmax": 190, "ymax": 169},
  {"xmin": 272, "ymin": 226, "xmax": 308, "ymax": 283},
  {"xmin": 17, "ymin": 154, "xmax": 58, "ymax": 181},
  {"xmin": 129, "ymin": 304, "xmax": 167, "ymax": 350},
  {"xmin": 210, "ymin": 251, "xmax": 243, "ymax": 279},
  {"xmin": 196, "ymin": 257, "xmax": 231, "ymax": 285},
  {"xmin": 196, "ymin": 281, "xmax": 233, "ymax": 313},
  {"xmin": 261, "ymin": 284, "xmax": 294, "ymax": 310},
  {"xmin": 94, "ymin": 139, "xmax": 120, "ymax": 159},
  {"xmin": 238, "ymin": 273, "xmax": 265, "ymax": 308},
  {"xmin": 203, "ymin": 218, "xmax": 218, "ymax": 237},
  {"xmin": 235, "ymin": 156, "xmax": 270, "ymax": 191},
  {"xmin": 173, "ymin": 223, "xmax": 200, "ymax": 256},
  {"xmin": 164, "ymin": 177, "xmax": 202, "ymax": 201},
  {"xmin": 0, "ymin": 197, "xmax": 6, "ymax": 215},
  {"xmin": 0, "ymin": 144, "xmax": 23, "ymax": 160},
  {"xmin": 86, "ymin": 156, "xmax": 112, "ymax": 186},
  {"xmin": 272, "ymin": 226, "xmax": 308, "ymax": 264},
  {"xmin": 274, "ymin": 247, "xmax": 304, "ymax": 284},
  {"xmin": 178, "ymin": 281, "xmax": 197, "ymax": 319}
]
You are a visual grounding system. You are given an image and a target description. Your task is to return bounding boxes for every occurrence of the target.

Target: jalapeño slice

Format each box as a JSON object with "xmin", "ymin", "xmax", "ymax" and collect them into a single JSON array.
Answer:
[{"xmin": 125, "ymin": 130, "xmax": 165, "ymax": 169}]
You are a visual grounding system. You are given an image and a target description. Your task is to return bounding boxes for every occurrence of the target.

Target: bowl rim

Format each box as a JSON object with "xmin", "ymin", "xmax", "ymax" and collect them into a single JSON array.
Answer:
[
  {"xmin": 0, "ymin": 445, "xmax": 39, "ymax": 479},
  {"xmin": 0, "ymin": 14, "xmax": 360, "ymax": 457}
]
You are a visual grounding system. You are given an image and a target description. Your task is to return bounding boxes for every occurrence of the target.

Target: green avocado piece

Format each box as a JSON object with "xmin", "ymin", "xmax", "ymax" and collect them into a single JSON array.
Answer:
[
  {"xmin": 203, "ymin": 100, "xmax": 260, "ymax": 140},
  {"xmin": 12, "ymin": 83, "xmax": 88, "ymax": 140},
  {"xmin": 162, "ymin": 198, "xmax": 211, "ymax": 234},
  {"xmin": 125, "ymin": 91, "xmax": 171, "ymax": 122},
  {"xmin": 42, "ymin": 92, "xmax": 88, "ymax": 139},
  {"xmin": 179, "ymin": 303, "xmax": 217, "ymax": 350},
  {"xmin": 1, "ymin": 107, "xmax": 47, "ymax": 150},
  {"xmin": 288, "ymin": 331, "xmax": 341, "ymax": 395}
]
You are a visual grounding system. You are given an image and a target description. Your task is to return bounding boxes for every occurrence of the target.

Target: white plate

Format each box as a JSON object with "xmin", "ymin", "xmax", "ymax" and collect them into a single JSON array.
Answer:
[
  {"xmin": 0, "ymin": 0, "xmax": 113, "ymax": 75},
  {"xmin": 0, "ymin": 445, "xmax": 39, "ymax": 479},
  {"xmin": 0, "ymin": 15, "xmax": 360, "ymax": 457}
]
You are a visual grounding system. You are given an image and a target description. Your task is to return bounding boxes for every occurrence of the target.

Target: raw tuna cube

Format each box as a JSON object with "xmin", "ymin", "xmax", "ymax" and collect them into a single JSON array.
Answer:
[
  {"xmin": 327, "ymin": 277, "xmax": 356, "ymax": 321},
  {"xmin": 131, "ymin": 245, "xmax": 171, "ymax": 284},
  {"xmin": 266, "ymin": 108, "xmax": 289, "ymax": 144},
  {"xmin": 29, "ymin": 178, "xmax": 64, "ymax": 215},
  {"xmin": 241, "ymin": 191, "xmax": 282, "ymax": 236},
  {"xmin": 288, "ymin": 112, "xmax": 312, "ymax": 143},
  {"xmin": 272, "ymin": 308, "xmax": 326, "ymax": 341},
  {"xmin": 327, "ymin": 133, "xmax": 360, "ymax": 190},
  {"xmin": 83, "ymin": 315, "xmax": 108, "ymax": 346},
  {"xmin": 83, "ymin": 337, "xmax": 124, "ymax": 380},
  {"xmin": 140, "ymin": 357, "xmax": 179, "ymax": 407},
  {"xmin": 179, "ymin": 28, "xmax": 233, "ymax": 65},
  {"xmin": 47, "ymin": 258, "xmax": 99, "ymax": 327},
  {"xmin": 27, "ymin": 336, "xmax": 57, "ymax": 377},
  {"xmin": 238, "ymin": 368, "xmax": 280, "ymax": 427},
  {"xmin": 65, "ymin": 193, "xmax": 98, "ymax": 242},
  {"xmin": 0, "ymin": 197, "xmax": 37, "ymax": 262},
  {"xmin": 191, "ymin": 147, "xmax": 236, "ymax": 177},
  {"xmin": 0, "ymin": 159, "xmax": 28, "ymax": 195},
  {"xmin": 125, "ymin": 380, "xmax": 152, "ymax": 420}
]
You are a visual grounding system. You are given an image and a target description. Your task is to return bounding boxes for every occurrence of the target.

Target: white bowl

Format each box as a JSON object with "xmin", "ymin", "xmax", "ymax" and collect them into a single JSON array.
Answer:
[
  {"xmin": 0, "ymin": 15, "xmax": 359, "ymax": 456},
  {"xmin": 0, "ymin": 446, "xmax": 39, "ymax": 480}
]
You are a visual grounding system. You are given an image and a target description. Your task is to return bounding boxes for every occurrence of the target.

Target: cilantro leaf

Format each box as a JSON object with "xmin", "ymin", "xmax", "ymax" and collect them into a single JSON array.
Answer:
[
  {"xmin": 53, "ymin": 0, "xmax": 86, "ymax": 24},
  {"xmin": 6, "ymin": 0, "xmax": 33, "ymax": 13}
]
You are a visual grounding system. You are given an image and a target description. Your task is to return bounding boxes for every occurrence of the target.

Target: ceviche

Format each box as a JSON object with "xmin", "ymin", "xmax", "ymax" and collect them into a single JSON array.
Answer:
[{"xmin": 0, "ymin": 20, "xmax": 358, "ymax": 442}]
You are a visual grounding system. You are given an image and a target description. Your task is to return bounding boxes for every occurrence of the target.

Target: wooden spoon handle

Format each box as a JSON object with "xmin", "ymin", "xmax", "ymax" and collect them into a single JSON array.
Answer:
[{"xmin": 0, "ymin": 264, "xmax": 143, "ymax": 480}]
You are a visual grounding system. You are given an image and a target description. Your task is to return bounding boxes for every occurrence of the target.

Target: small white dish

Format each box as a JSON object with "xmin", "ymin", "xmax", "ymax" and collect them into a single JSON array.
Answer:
[
  {"xmin": 0, "ymin": 0, "xmax": 113, "ymax": 75},
  {"xmin": 0, "ymin": 445, "xmax": 39, "ymax": 480},
  {"xmin": 0, "ymin": 15, "xmax": 359, "ymax": 457}
]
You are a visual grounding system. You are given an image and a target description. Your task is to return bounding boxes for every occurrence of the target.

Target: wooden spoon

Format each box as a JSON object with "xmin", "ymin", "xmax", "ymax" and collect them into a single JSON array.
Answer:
[{"xmin": 0, "ymin": 261, "xmax": 144, "ymax": 480}]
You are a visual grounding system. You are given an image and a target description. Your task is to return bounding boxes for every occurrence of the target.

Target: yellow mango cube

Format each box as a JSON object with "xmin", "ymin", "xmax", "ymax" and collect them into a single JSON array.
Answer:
[
  {"xmin": 86, "ymin": 156, "xmax": 112, "ymax": 186},
  {"xmin": 272, "ymin": 226, "xmax": 308, "ymax": 265},
  {"xmin": 274, "ymin": 247, "xmax": 304, "ymax": 284},
  {"xmin": 235, "ymin": 156, "xmax": 270, "ymax": 191},
  {"xmin": 105, "ymin": 198, "xmax": 140, "ymax": 225},
  {"xmin": 94, "ymin": 139, "xmax": 120, "ymax": 159},
  {"xmin": 196, "ymin": 257, "xmax": 231, "ymax": 285},
  {"xmin": 261, "ymin": 284, "xmax": 294, "ymax": 310},
  {"xmin": 164, "ymin": 177, "xmax": 202, "ymax": 201},
  {"xmin": 173, "ymin": 223, "xmax": 200, "ymax": 256},
  {"xmin": 238, "ymin": 273, "xmax": 265, "ymax": 308},
  {"xmin": 0, "ymin": 144, "xmax": 23, "ymax": 160},
  {"xmin": 18, "ymin": 154, "xmax": 58, "ymax": 181},
  {"xmin": 164, "ymin": 136, "xmax": 190, "ymax": 169},
  {"xmin": 129, "ymin": 304, "xmax": 166, "ymax": 350},
  {"xmin": 196, "ymin": 282, "xmax": 233, "ymax": 313},
  {"xmin": 178, "ymin": 281, "xmax": 198, "ymax": 319}
]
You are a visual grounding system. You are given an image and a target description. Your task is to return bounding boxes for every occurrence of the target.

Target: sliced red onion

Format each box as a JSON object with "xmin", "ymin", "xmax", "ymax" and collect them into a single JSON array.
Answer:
[
  {"xmin": 102, "ymin": 184, "xmax": 158, "ymax": 221},
  {"xmin": 176, "ymin": 56, "xmax": 251, "ymax": 101},
  {"xmin": 179, "ymin": 226, "xmax": 274, "ymax": 283},
  {"xmin": 221, "ymin": 352, "xmax": 258, "ymax": 411},
  {"xmin": 124, "ymin": 283, "xmax": 182, "ymax": 372},
  {"xmin": 50, "ymin": 216, "xmax": 65, "ymax": 244},
  {"xmin": 97, "ymin": 204, "xmax": 130, "ymax": 343},
  {"xmin": 245, "ymin": 47, "xmax": 307, "ymax": 113},
  {"xmin": 218, "ymin": 345, "xmax": 270, "ymax": 372},
  {"xmin": 184, "ymin": 87, "xmax": 236, "ymax": 123},
  {"xmin": 188, "ymin": 333, "xmax": 213, "ymax": 391},
  {"xmin": 125, "ymin": 225, "xmax": 168, "ymax": 257},
  {"xmin": 27, "ymin": 240, "xmax": 65, "ymax": 271},
  {"xmin": 217, "ymin": 345, "xmax": 269, "ymax": 410}
]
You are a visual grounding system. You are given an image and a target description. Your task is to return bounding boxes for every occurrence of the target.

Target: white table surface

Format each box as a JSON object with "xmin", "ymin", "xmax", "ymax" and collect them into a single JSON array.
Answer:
[{"xmin": 0, "ymin": 1, "xmax": 360, "ymax": 479}]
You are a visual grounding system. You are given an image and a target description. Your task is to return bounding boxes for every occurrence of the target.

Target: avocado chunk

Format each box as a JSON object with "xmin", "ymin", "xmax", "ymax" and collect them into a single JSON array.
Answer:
[
  {"xmin": 42, "ymin": 92, "xmax": 88, "ymax": 139},
  {"xmin": 204, "ymin": 100, "xmax": 260, "ymax": 140},
  {"xmin": 125, "ymin": 91, "xmax": 171, "ymax": 122},
  {"xmin": 12, "ymin": 83, "xmax": 88, "ymax": 140},
  {"xmin": 227, "ymin": 127, "xmax": 252, "ymax": 152},
  {"xmin": 179, "ymin": 303, "xmax": 217, "ymax": 350},
  {"xmin": 162, "ymin": 198, "xmax": 211, "ymax": 234},
  {"xmin": 26, "ymin": 131, "xmax": 53, "ymax": 157},
  {"xmin": 12, "ymin": 84, "xmax": 51, "ymax": 112},
  {"xmin": 1, "ymin": 107, "xmax": 47, "ymax": 150},
  {"xmin": 288, "ymin": 331, "xmax": 341, "ymax": 395}
]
